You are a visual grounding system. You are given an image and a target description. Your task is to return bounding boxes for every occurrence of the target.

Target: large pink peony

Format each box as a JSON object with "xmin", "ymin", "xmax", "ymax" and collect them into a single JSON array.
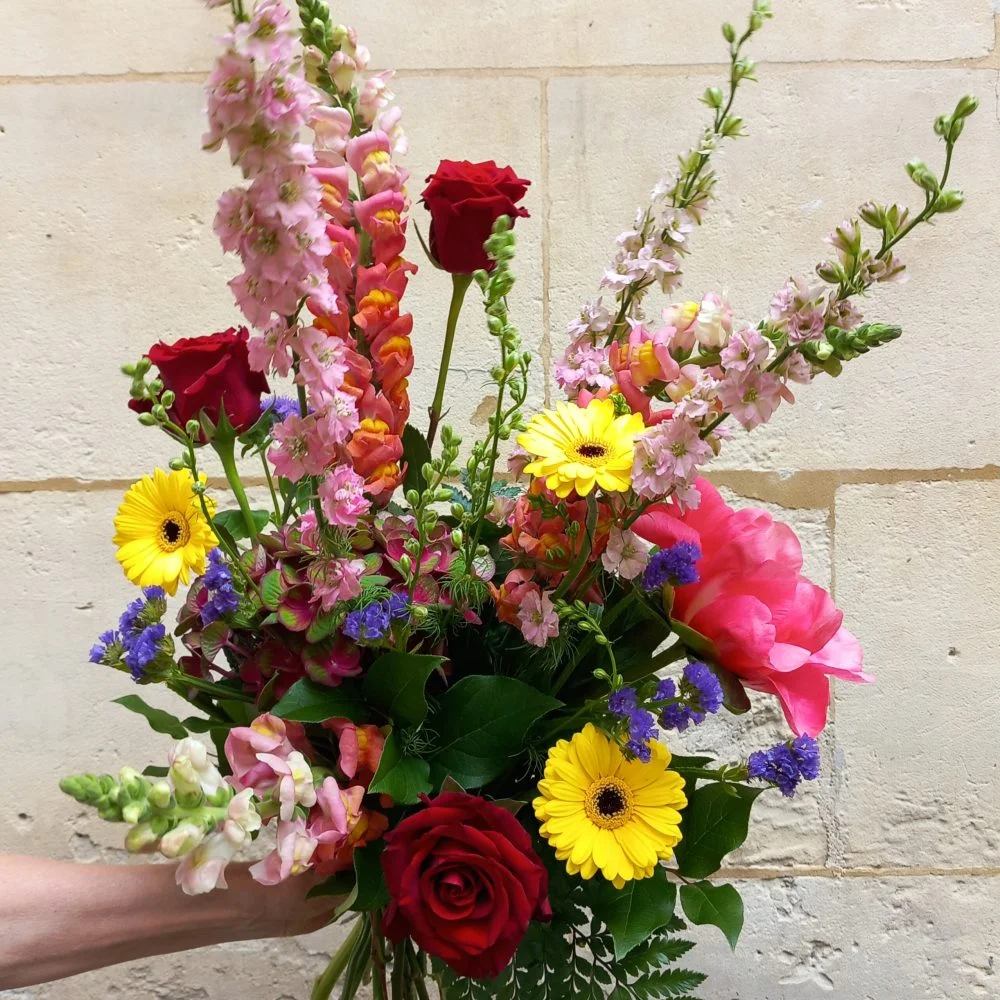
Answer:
[{"xmin": 633, "ymin": 479, "xmax": 872, "ymax": 735}]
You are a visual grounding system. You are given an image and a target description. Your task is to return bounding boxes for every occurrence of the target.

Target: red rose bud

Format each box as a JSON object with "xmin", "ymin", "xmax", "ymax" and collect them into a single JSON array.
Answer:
[
  {"xmin": 421, "ymin": 160, "xmax": 530, "ymax": 273},
  {"xmin": 129, "ymin": 327, "xmax": 270, "ymax": 437},
  {"xmin": 381, "ymin": 791, "xmax": 551, "ymax": 980}
]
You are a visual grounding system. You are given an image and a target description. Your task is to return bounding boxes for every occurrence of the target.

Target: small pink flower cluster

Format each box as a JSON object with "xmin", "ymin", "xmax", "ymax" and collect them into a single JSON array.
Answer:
[
  {"xmin": 213, "ymin": 714, "xmax": 386, "ymax": 889},
  {"xmin": 206, "ymin": 0, "xmax": 335, "ymax": 327},
  {"xmin": 556, "ymin": 283, "xmax": 833, "ymax": 508}
]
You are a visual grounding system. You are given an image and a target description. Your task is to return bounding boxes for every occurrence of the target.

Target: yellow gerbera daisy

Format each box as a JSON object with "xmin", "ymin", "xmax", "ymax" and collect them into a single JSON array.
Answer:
[
  {"xmin": 533, "ymin": 723, "xmax": 687, "ymax": 889},
  {"xmin": 517, "ymin": 398, "xmax": 644, "ymax": 499},
  {"xmin": 113, "ymin": 468, "xmax": 217, "ymax": 596}
]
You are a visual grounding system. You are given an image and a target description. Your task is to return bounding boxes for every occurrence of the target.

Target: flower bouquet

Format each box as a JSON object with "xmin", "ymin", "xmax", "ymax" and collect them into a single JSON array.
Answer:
[{"xmin": 59, "ymin": 0, "xmax": 978, "ymax": 996}]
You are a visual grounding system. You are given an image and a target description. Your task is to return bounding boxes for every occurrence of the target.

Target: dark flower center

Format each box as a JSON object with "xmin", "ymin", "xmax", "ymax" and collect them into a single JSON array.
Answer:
[
  {"xmin": 595, "ymin": 786, "xmax": 626, "ymax": 818},
  {"xmin": 577, "ymin": 443, "xmax": 607, "ymax": 459},
  {"xmin": 158, "ymin": 514, "xmax": 190, "ymax": 553},
  {"xmin": 585, "ymin": 776, "xmax": 634, "ymax": 830}
]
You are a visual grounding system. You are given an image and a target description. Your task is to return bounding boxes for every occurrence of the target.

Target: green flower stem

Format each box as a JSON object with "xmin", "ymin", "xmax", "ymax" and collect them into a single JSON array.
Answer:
[
  {"xmin": 552, "ymin": 494, "xmax": 599, "ymax": 603},
  {"xmin": 311, "ymin": 917, "xmax": 366, "ymax": 1000},
  {"xmin": 260, "ymin": 448, "xmax": 281, "ymax": 523},
  {"xmin": 427, "ymin": 273, "xmax": 474, "ymax": 447},
  {"xmin": 408, "ymin": 947, "xmax": 432, "ymax": 1000},
  {"xmin": 169, "ymin": 671, "xmax": 254, "ymax": 704},
  {"xmin": 214, "ymin": 432, "xmax": 260, "ymax": 542},
  {"xmin": 371, "ymin": 912, "xmax": 389, "ymax": 1000},
  {"xmin": 296, "ymin": 380, "xmax": 326, "ymax": 527}
]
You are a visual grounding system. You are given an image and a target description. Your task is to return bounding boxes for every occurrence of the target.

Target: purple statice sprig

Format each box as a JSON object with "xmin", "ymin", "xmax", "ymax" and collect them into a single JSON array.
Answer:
[
  {"xmin": 747, "ymin": 734, "xmax": 821, "ymax": 797},
  {"xmin": 343, "ymin": 593, "xmax": 411, "ymax": 644},
  {"xmin": 90, "ymin": 586, "xmax": 172, "ymax": 682},
  {"xmin": 654, "ymin": 661, "xmax": 724, "ymax": 732},
  {"xmin": 642, "ymin": 541, "xmax": 701, "ymax": 592},
  {"xmin": 200, "ymin": 549, "xmax": 241, "ymax": 625},
  {"xmin": 607, "ymin": 686, "xmax": 658, "ymax": 763}
]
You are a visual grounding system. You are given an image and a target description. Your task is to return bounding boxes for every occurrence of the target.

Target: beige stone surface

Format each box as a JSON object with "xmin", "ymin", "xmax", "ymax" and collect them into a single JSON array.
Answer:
[
  {"xmin": 2, "ymin": 1, "xmax": 999, "ymax": 998},
  {"xmin": 833, "ymin": 481, "xmax": 1000, "ymax": 868},
  {"xmin": 1, "ymin": 0, "xmax": 992, "ymax": 75}
]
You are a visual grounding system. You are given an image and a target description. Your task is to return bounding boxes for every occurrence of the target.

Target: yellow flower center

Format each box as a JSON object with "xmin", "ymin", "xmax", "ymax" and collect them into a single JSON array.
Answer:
[
  {"xmin": 158, "ymin": 513, "xmax": 191, "ymax": 553},
  {"xmin": 569, "ymin": 440, "xmax": 611, "ymax": 465},
  {"xmin": 584, "ymin": 776, "xmax": 634, "ymax": 830}
]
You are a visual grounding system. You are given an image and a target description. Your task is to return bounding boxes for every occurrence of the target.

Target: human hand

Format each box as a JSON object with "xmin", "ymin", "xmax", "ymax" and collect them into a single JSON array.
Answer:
[{"xmin": 227, "ymin": 863, "xmax": 346, "ymax": 939}]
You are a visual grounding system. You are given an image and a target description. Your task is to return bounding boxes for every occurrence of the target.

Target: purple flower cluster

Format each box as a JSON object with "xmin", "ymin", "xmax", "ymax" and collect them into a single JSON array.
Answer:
[
  {"xmin": 608, "ymin": 687, "xmax": 658, "ymax": 763},
  {"xmin": 201, "ymin": 549, "xmax": 241, "ymax": 624},
  {"xmin": 343, "ymin": 593, "xmax": 409, "ymax": 643},
  {"xmin": 642, "ymin": 541, "xmax": 701, "ymax": 591},
  {"xmin": 90, "ymin": 586, "xmax": 169, "ymax": 681},
  {"xmin": 261, "ymin": 395, "xmax": 302, "ymax": 422},
  {"xmin": 747, "ymin": 735, "xmax": 821, "ymax": 797},
  {"xmin": 655, "ymin": 662, "xmax": 724, "ymax": 732}
]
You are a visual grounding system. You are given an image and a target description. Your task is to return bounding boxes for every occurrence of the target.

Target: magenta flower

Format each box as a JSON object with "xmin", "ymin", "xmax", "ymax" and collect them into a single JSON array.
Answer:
[{"xmin": 634, "ymin": 479, "xmax": 872, "ymax": 735}]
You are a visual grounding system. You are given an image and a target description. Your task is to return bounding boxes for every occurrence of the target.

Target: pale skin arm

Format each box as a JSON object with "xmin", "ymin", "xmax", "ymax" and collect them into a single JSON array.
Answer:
[{"xmin": 0, "ymin": 855, "xmax": 343, "ymax": 990}]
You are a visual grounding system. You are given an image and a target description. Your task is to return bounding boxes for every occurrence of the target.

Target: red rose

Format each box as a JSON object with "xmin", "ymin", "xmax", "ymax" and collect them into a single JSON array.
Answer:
[
  {"xmin": 381, "ymin": 792, "xmax": 551, "ymax": 979},
  {"xmin": 421, "ymin": 160, "xmax": 531, "ymax": 273},
  {"xmin": 129, "ymin": 327, "xmax": 269, "ymax": 434}
]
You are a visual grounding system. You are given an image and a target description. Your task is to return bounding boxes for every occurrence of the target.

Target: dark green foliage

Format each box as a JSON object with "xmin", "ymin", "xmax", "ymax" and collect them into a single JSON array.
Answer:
[{"xmin": 433, "ymin": 862, "xmax": 704, "ymax": 1000}]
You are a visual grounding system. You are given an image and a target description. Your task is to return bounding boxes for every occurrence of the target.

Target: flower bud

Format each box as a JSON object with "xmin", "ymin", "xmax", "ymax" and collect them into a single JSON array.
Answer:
[
  {"xmin": 905, "ymin": 158, "xmax": 939, "ymax": 194},
  {"xmin": 125, "ymin": 822, "xmax": 161, "ymax": 854},
  {"xmin": 121, "ymin": 363, "xmax": 137, "ymax": 376},
  {"xmin": 148, "ymin": 781, "xmax": 173, "ymax": 810},
  {"xmin": 935, "ymin": 189, "xmax": 965, "ymax": 213},
  {"xmin": 185, "ymin": 419, "xmax": 201, "ymax": 438},
  {"xmin": 159, "ymin": 821, "xmax": 207, "ymax": 859},
  {"xmin": 450, "ymin": 529, "xmax": 463, "ymax": 547},
  {"xmin": 160, "ymin": 390, "xmax": 176, "ymax": 409},
  {"xmin": 138, "ymin": 413, "xmax": 157, "ymax": 427},
  {"xmin": 135, "ymin": 358, "xmax": 152, "ymax": 375},
  {"xmin": 952, "ymin": 94, "xmax": 978, "ymax": 120},
  {"xmin": 398, "ymin": 554, "xmax": 413, "ymax": 573},
  {"xmin": 169, "ymin": 457, "xmax": 187, "ymax": 471},
  {"xmin": 702, "ymin": 86, "xmax": 724, "ymax": 109},
  {"xmin": 122, "ymin": 800, "xmax": 150, "ymax": 825},
  {"xmin": 722, "ymin": 21, "xmax": 736, "ymax": 42}
]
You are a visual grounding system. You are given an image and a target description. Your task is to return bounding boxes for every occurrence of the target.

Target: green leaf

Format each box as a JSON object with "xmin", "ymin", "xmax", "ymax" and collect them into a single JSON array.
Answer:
[
  {"xmin": 305, "ymin": 610, "xmax": 340, "ymax": 644},
  {"xmin": 113, "ymin": 695, "xmax": 188, "ymax": 740},
  {"xmin": 707, "ymin": 662, "xmax": 751, "ymax": 715},
  {"xmin": 306, "ymin": 871, "xmax": 355, "ymax": 901},
  {"xmin": 351, "ymin": 840, "xmax": 390, "ymax": 911},
  {"xmin": 589, "ymin": 868, "xmax": 677, "ymax": 959},
  {"xmin": 680, "ymin": 880, "xmax": 744, "ymax": 951},
  {"xmin": 363, "ymin": 651, "xmax": 443, "ymax": 727},
  {"xmin": 142, "ymin": 765, "xmax": 169, "ymax": 778},
  {"xmin": 260, "ymin": 569, "xmax": 283, "ymax": 611},
  {"xmin": 272, "ymin": 678, "xmax": 367, "ymax": 723},
  {"xmin": 673, "ymin": 782, "xmax": 763, "ymax": 879},
  {"xmin": 213, "ymin": 507, "xmax": 269, "ymax": 542},
  {"xmin": 199, "ymin": 620, "xmax": 230, "ymax": 661},
  {"xmin": 180, "ymin": 715, "xmax": 215, "ymax": 734},
  {"xmin": 669, "ymin": 619, "xmax": 717, "ymax": 660},
  {"xmin": 401, "ymin": 423, "xmax": 432, "ymax": 497},
  {"xmin": 668, "ymin": 754, "xmax": 714, "ymax": 770},
  {"xmin": 429, "ymin": 676, "xmax": 561, "ymax": 788},
  {"xmin": 367, "ymin": 731, "xmax": 432, "ymax": 805}
]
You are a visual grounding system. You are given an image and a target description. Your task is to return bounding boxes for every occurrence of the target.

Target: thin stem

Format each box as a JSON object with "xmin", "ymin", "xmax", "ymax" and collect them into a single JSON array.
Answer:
[
  {"xmin": 170, "ymin": 671, "xmax": 254, "ymax": 704},
  {"xmin": 310, "ymin": 917, "xmax": 365, "ymax": 1000},
  {"xmin": 260, "ymin": 448, "xmax": 281, "ymax": 523},
  {"xmin": 296, "ymin": 379, "xmax": 326, "ymax": 527},
  {"xmin": 370, "ymin": 912, "xmax": 389, "ymax": 1000},
  {"xmin": 427, "ymin": 273, "xmax": 473, "ymax": 447},
  {"xmin": 552, "ymin": 494, "xmax": 598, "ymax": 602},
  {"xmin": 409, "ymin": 947, "xmax": 432, "ymax": 1000},
  {"xmin": 390, "ymin": 941, "xmax": 408, "ymax": 1000}
]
